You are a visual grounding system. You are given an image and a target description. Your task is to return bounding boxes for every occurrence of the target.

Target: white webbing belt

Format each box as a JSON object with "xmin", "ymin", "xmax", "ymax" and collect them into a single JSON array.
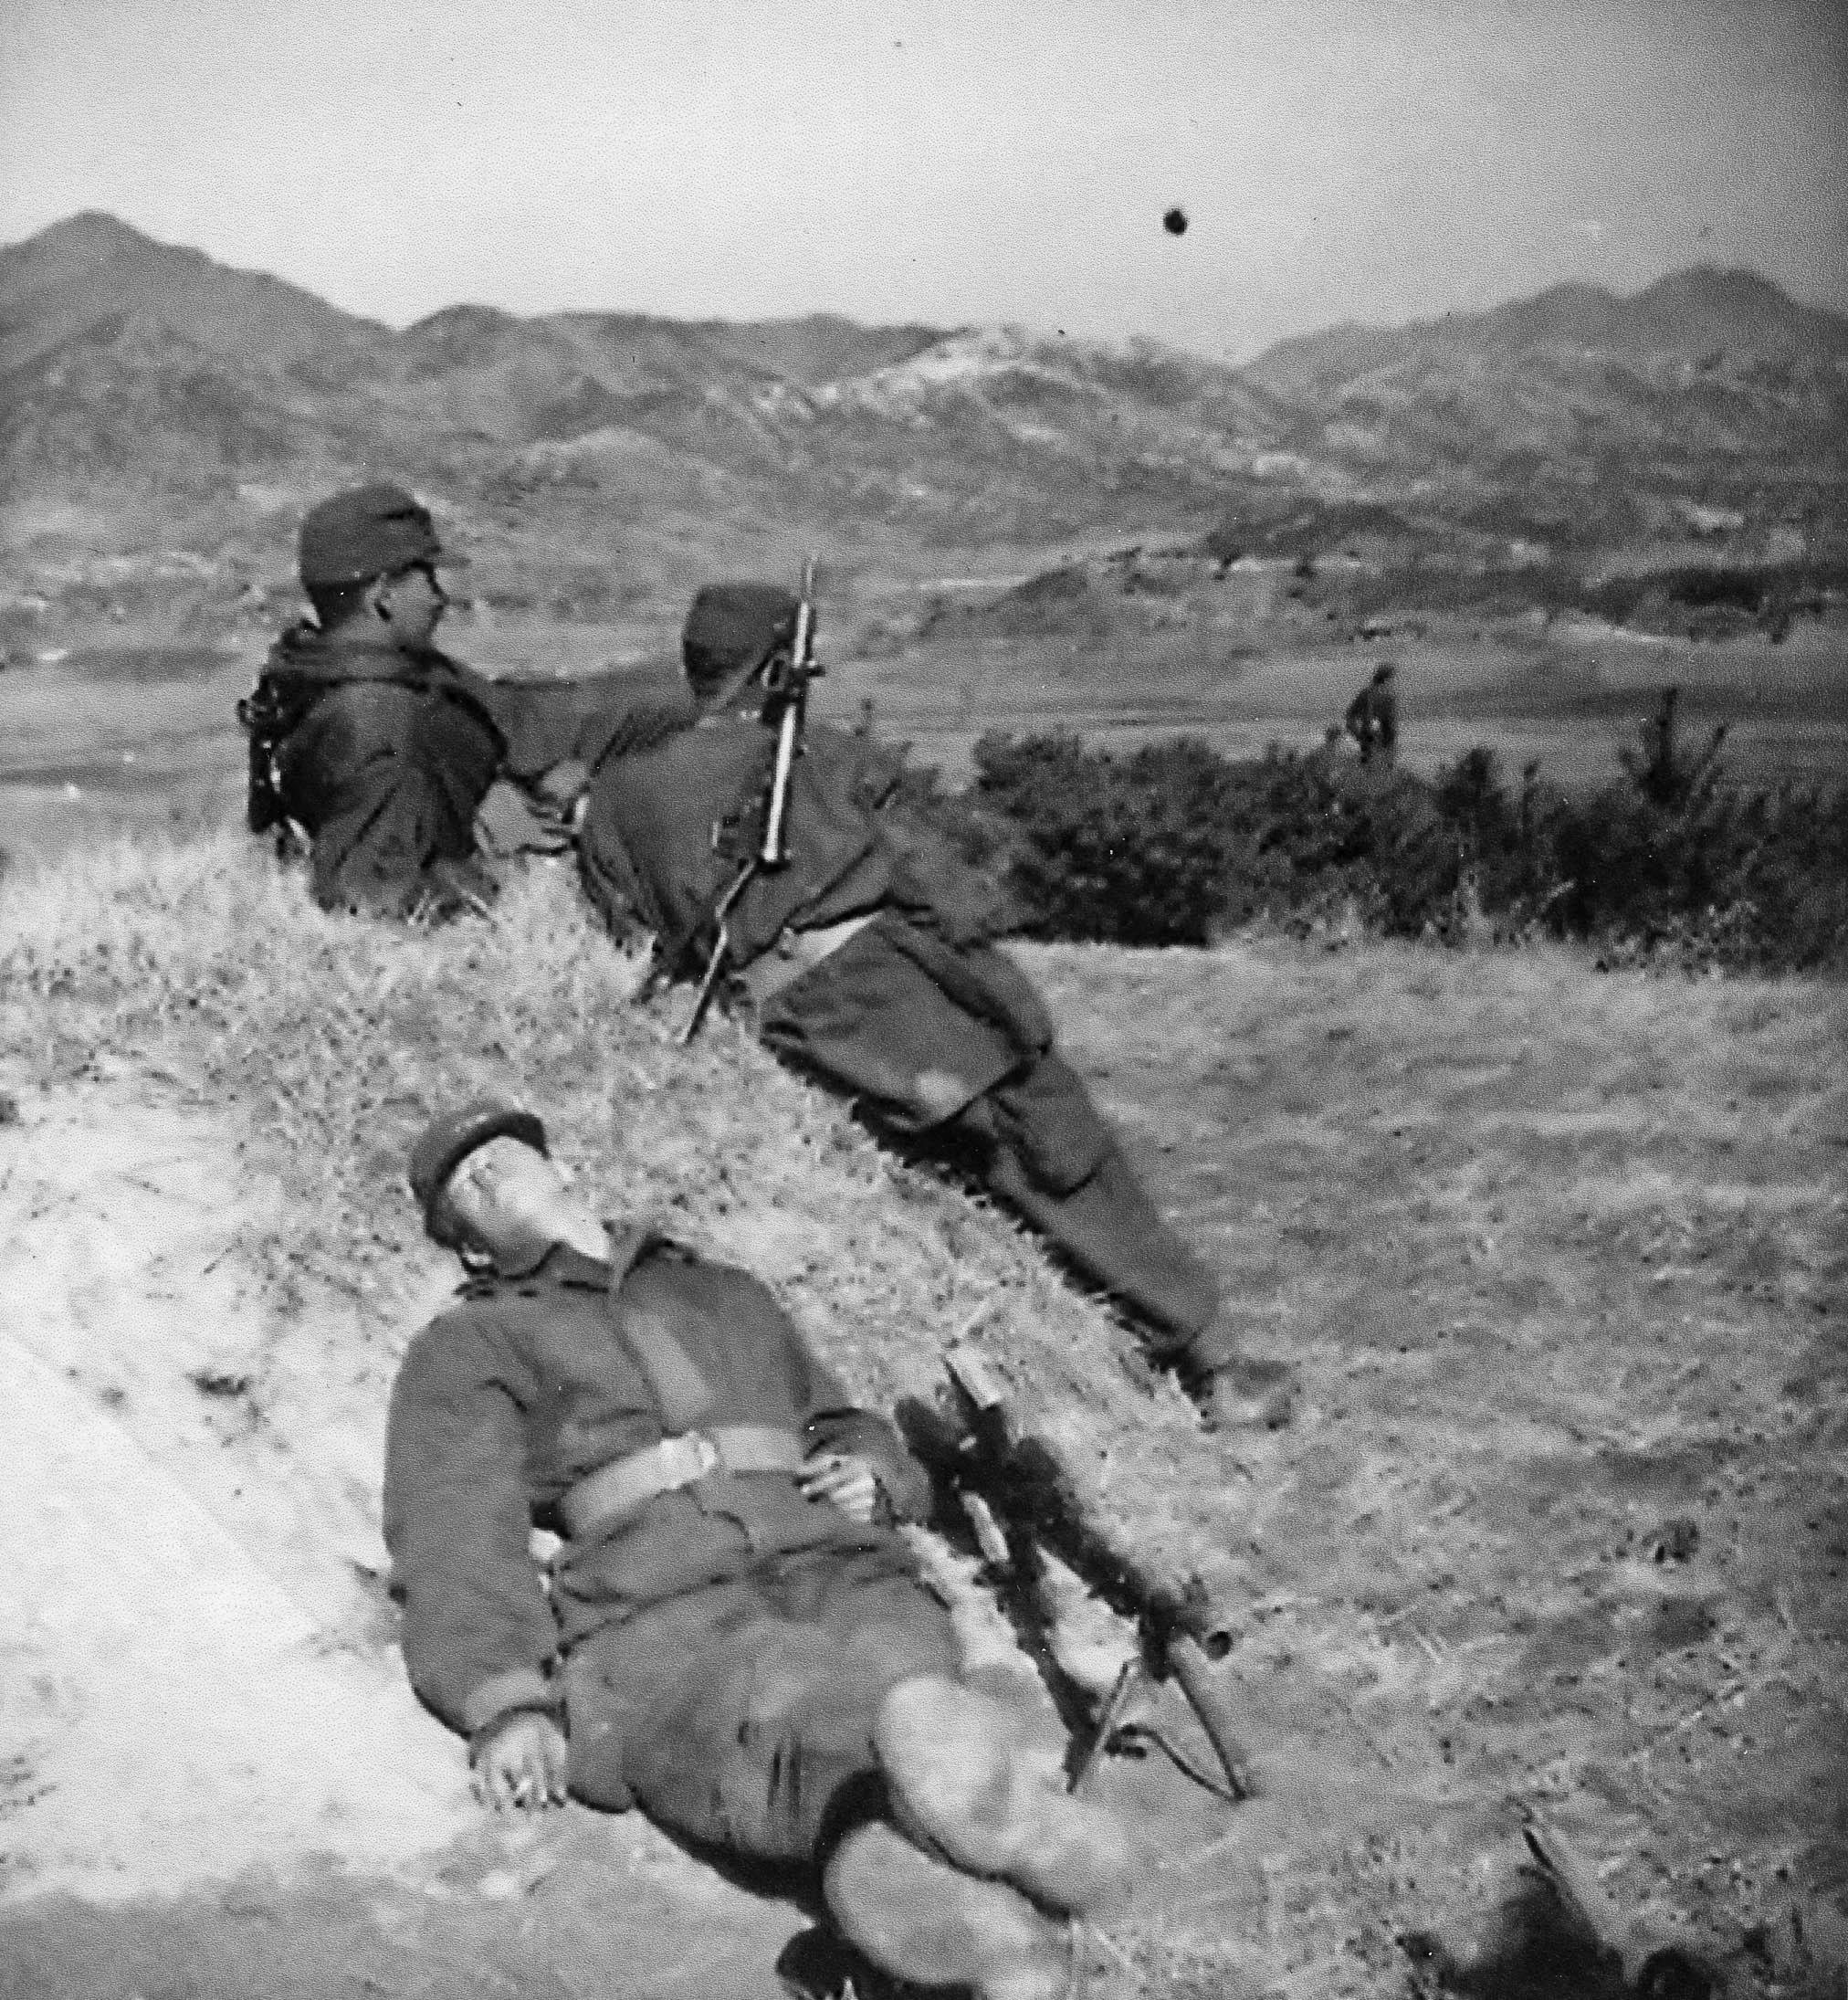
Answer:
[{"xmin": 560, "ymin": 1424, "xmax": 806, "ymax": 1540}]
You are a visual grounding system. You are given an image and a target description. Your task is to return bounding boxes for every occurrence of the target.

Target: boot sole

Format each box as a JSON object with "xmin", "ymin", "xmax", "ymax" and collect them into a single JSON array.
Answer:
[
  {"xmin": 824, "ymin": 1821, "xmax": 1068, "ymax": 2000},
  {"xmin": 875, "ymin": 1676, "xmax": 1133, "ymax": 1914}
]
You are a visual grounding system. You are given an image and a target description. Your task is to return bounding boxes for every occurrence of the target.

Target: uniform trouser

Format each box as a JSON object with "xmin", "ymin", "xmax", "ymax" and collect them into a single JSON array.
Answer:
[
  {"xmin": 951, "ymin": 1058, "xmax": 1220, "ymax": 1360},
  {"xmin": 562, "ymin": 1547, "xmax": 959, "ymax": 1866},
  {"xmin": 759, "ymin": 924, "xmax": 1222, "ymax": 1361}
]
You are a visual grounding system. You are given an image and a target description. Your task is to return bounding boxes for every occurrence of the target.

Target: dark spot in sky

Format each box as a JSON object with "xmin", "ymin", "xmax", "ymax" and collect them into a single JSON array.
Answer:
[{"xmin": 1163, "ymin": 206, "xmax": 1188, "ymax": 237}]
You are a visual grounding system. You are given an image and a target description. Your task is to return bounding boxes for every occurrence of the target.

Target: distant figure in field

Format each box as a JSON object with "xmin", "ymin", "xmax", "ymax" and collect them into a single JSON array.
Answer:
[
  {"xmin": 575, "ymin": 583, "xmax": 1293, "ymax": 1431},
  {"xmin": 1344, "ymin": 661, "xmax": 1399, "ymax": 767},
  {"xmin": 239, "ymin": 483, "xmax": 648, "ymax": 921},
  {"xmin": 387, "ymin": 1098, "xmax": 1130, "ymax": 1999}
]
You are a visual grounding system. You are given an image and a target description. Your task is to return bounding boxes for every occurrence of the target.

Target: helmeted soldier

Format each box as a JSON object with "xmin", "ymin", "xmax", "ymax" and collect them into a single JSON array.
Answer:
[{"xmin": 386, "ymin": 1098, "xmax": 1131, "ymax": 1999}]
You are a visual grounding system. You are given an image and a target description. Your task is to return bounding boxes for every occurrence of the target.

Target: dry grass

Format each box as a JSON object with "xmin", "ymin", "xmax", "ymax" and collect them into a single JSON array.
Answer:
[
  {"xmin": 4, "ymin": 830, "xmax": 1844, "ymax": 1996},
  {"xmin": 0, "ymin": 829, "xmax": 1140, "ymax": 1370},
  {"xmin": 0, "ymin": 829, "xmax": 1205, "ymax": 1586}
]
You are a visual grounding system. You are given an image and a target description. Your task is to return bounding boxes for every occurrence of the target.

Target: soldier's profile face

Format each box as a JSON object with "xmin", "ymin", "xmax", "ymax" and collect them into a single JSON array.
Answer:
[{"xmin": 375, "ymin": 562, "xmax": 446, "ymax": 647}]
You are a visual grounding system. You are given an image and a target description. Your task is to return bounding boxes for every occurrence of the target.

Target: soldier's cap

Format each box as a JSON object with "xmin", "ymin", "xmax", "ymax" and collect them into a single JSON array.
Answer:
[
  {"xmin": 298, "ymin": 483, "xmax": 470, "ymax": 589},
  {"xmin": 682, "ymin": 581, "xmax": 801, "ymax": 698},
  {"xmin": 409, "ymin": 1098, "xmax": 548, "ymax": 1246}
]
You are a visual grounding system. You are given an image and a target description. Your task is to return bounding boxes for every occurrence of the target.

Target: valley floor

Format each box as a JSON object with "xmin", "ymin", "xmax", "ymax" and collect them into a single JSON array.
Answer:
[{"xmin": 3, "ymin": 603, "xmax": 1844, "ymax": 867}]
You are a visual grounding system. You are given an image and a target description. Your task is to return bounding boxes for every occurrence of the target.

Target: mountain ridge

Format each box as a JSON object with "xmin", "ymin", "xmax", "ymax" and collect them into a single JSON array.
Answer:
[
  {"xmin": 3, "ymin": 212, "xmax": 1843, "ymax": 568},
  {"xmin": 1240, "ymin": 267, "xmax": 1848, "ymax": 400},
  {"xmin": 11, "ymin": 211, "xmax": 1843, "ymax": 374}
]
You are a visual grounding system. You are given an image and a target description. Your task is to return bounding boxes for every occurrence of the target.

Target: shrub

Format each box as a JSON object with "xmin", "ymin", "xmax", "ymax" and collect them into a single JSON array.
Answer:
[
  {"xmin": 970, "ymin": 732, "xmax": 1248, "ymax": 945},
  {"xmin": 965, "ymin": 732, "xmax": 1469, "ymax": 947},
  {"xmin": 937, "ymin": 719, "xmax": 1847, "ymax": 974}
]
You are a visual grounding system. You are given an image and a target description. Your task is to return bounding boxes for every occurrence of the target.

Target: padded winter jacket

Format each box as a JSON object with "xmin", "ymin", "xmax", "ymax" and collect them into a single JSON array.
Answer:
[{"xmin": 383, "ymin": 1229, "xmax": 930, "ymax": 1740}]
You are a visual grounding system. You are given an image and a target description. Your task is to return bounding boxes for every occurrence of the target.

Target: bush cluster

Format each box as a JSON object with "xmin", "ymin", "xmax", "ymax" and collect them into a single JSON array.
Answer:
[{"xmin": 947, "ymin": 705, "xmax": 1848, "ymax": 975}]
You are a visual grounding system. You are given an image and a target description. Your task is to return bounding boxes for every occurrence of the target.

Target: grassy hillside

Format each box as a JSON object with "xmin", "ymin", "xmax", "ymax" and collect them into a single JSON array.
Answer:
[{"xmin": 1, "ymin": 833, "xmax": 1843, "ymax": 1996}]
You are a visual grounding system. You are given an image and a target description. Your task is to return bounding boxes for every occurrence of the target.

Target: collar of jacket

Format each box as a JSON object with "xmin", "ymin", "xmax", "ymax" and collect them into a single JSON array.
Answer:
[
  {"xmin": 457, "ymin": 1223, "xmax": 670, "ymax": 1298},
  {"xmin": 270, "ymin": 622, "xmax": 447, "ymax": 679},
  {"xmin": 266, "ymin": 627, "xmax": 502, "ymax": 718}
]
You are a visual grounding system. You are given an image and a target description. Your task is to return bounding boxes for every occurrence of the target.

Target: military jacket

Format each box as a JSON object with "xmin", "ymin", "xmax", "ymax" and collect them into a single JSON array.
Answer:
[
  {"xmin": 247, "ymin": 631, "xmax": 681, "ymax": 914},
  {"xmin": 249, "ymin": 624, "xmax": 506, "ymax": 914},
  {"xmin": 577, "ymin": 711, "xmax": 907, "ymax": 974},
  {"xmin": 577, "ymin": 709, "xmax": 1046, "ymax": 1129},
  {"xmin": 383, "ymin": 1231, "xmax": 929, "ymax": 1740}
]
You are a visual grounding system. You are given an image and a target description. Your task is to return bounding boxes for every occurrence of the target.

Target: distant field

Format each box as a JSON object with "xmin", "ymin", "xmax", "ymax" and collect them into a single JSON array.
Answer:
[
  {"xmin": 826, "ymin": 605, "xmax": 1848, "ymax": 791},
  {"xmin": 3, "ymin": 603, "xmax": 1843, "ymax": 863}
]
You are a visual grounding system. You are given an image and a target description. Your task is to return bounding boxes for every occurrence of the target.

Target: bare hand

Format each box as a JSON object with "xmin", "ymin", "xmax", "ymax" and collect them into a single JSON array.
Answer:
[
  {"xmin": 472, "ymin": 1711, "xmax": 570, "ymax": 1814},
  {"xmin": 800, "ymin": 1451, "xmax": 880, "ymax": 1523},
  {"xmin": 536, "ymin": 757, "xmax": 590, "ymax": 809}
]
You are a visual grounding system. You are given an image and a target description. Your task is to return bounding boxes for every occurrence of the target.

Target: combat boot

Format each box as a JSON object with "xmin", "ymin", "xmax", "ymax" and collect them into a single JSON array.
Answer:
[
  {"xmin": 823, "ymin": 1819, "xmax": 1070, "ymax": 2000},
  {"xmin": 1193, "ymin": 1353, "xmax": 1295, "ymax": 1432},
  {"xmin": 874, "ymin": 1675, "xmax": 1134, "ymax": 1915},
  {"xmin": 1181, "ymin": 1311, "xmax": 1295, "ymax": 1431}
]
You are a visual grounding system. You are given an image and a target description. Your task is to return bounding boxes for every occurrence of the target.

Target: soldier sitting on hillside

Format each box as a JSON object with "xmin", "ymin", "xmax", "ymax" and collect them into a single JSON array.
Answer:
[
  {"xmin": 1344, "ymin": 661, "xmax": 1399, "ymax": 767},
  {"xmin": 388, "ymin": 1099, "xmax": 1131, "ymax": 2000},
  {"xmin": 574, "ymin": 583, "xmax": 1293, "ymax": 1431},
  {"xmin": 240, "ymin": 483, "xmax": 654, "ymax": 921}
]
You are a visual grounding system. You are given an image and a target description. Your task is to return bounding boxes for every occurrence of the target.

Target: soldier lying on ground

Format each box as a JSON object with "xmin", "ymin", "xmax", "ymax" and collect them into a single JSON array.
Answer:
[
  {"xmin": 574, "ymin": 583, "xmax": 1292, "ymax": 1430},
  {"xmin": 387, "ymin": 1099, "xmax": 1133, "ymax": 2000},
  {"xmin": 240, "ymin": 483, "xmax": 660, "ymax": 921}
]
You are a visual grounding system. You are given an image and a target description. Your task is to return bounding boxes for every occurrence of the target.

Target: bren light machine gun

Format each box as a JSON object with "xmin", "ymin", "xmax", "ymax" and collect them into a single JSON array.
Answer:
[
  {"xmin": 679, "ymin": 559, "xmax": 823, "ymax": 1046},
  {"xmin": 900, "ymin": 1349, "xmax": 1256, "ymax": 1804}
]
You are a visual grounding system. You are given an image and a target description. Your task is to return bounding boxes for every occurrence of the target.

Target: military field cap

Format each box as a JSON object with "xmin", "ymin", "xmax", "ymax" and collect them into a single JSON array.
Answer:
[
  {"xmin": 409, "ymin": 1098, "xmax": 548, "ymax": 1244},
  {"xmin": 682, "ymin": 581, "xmax": 801, "ymax": 698},
  {"xmin": 298, "ymin": 482, "xmax": 470, "ymax": 589}
]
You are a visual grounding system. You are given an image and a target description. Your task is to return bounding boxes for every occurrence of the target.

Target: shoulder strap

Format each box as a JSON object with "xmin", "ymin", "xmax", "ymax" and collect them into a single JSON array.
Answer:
[{"xmin": 603, "ymin": 1229, "xmax": 716, "ymax": 1431}]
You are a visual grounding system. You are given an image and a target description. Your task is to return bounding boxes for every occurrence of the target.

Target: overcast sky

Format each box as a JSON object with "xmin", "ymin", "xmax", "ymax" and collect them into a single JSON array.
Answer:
[{"xmin": 3, "ymin": 0, "xmax": 1843, "ymax": 361}]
